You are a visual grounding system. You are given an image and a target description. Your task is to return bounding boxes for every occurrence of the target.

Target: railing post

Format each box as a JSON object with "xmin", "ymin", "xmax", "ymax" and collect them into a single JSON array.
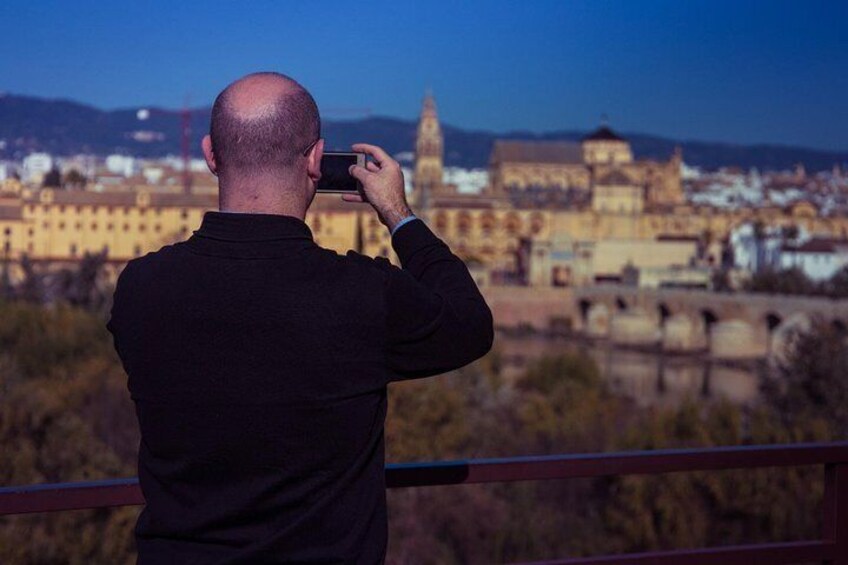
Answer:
[{"xmin": 824, "ymin": 463, "xmax": 848, "ymax": 564}]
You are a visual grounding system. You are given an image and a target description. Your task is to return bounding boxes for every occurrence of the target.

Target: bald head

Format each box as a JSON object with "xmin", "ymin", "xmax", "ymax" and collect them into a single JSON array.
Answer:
[{"xmin": 209, "ymin": 72, "xmax": 320, "ymax": 180}]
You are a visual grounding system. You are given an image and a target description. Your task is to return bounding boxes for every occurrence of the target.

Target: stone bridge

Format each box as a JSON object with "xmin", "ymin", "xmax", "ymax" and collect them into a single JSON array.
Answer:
[{"xmin": 573, "ymin": 285, "xmax": 848, "ymax": 360}]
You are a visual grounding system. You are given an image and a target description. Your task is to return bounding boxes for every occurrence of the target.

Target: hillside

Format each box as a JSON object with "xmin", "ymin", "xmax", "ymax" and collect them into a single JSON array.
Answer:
[{"xmin": 0, "ymin": 93, "xmax": 845, "ymax": 171}]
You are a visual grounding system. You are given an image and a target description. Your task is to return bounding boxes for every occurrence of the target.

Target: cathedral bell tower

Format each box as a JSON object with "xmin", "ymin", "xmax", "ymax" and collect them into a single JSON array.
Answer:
[{"xmin": 413, "ymin": 91, "xmax": 444, "ymax": 209}]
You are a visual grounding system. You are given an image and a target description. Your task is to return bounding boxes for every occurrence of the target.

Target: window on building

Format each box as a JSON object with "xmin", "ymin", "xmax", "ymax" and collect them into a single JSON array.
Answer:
[
  {"xmin": 91, "ymin": 222, "xmax": 98, "ymax": 231},
  {"xmin": 435, "ymin": 212, "xmax": 448, "ymax": 231},
  {"xmin": 181, "ymin": 210, "xmax": 189, "ymax": 219},
  {"xmin": 457, "ymin": 212, "xmax": 472, "ymax": 235},
  {"xmin": 505, "ymin": 213, "xmax": 522, "ymax": 236},
  {"xmin": 133, "ymin": 244, "xmax": 142, "ymax": 256},
  {"xmin": 69, "ymin": 243, "xmax": 77, "ymax": 257},
  {"xmin": 107, "ymin": 223, "xmax": 114, "ymax": 231},
  {"xmin": 480, "ymin": 213, "xmax": 496, "ymax": 235},
  {"xmin": 139, "ymin": 224, "xmax": 146, "ymax": 232},
  {"xmin": 3, "ymin": 227, "xmax": 10, "ymax": 236},
  {"xmin": 58, "ymin": 221, "xmax": 65, "ymax": 230},
  {"xmin": 154, "ymin": 224, "xmax": 161, "ymax": 233},
  {"xmin": 123, "ymin": 223, "xmax": 130, "ymax": 232}
]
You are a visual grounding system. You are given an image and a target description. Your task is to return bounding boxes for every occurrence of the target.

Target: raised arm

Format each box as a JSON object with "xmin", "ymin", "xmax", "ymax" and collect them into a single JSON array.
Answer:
[{"xmin": 346, "ymin": 143, "xmax": 494, "ymax": 380}]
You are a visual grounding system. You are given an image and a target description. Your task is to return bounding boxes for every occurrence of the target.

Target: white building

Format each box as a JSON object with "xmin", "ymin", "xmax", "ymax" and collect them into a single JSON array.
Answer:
[
  {"xmin": 22, "ymin": 152, "xmax": 53, "ymax": 183},
  {"xmin": 729, "ymin": 222, "xmax": 788, "ymax": 273},
  {"xmin": 779, "ymin": 239, "xmax": 848, "ymax": 281},
  {"xmin": 105, "ymin": 155, "xmax": 138, "ymax": 177}
]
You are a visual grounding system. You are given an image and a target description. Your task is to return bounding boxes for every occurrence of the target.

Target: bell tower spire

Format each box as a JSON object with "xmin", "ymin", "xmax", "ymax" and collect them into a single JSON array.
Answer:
[{"xmin": 413, "ymin": 90, "xmax": 444, "ymax": 209}]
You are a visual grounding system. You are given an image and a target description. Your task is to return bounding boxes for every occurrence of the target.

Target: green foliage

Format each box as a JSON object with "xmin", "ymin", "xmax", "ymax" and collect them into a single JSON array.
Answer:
[
  {"xmin": 62, "ymin": 169, "xmax": 87, "ymax": 189},
  {"xmin": 744, "ymin": 266, "xmax": 818, "ymax": 295},
  {"xmin": 744, "ymin": 264, "xmax": 848, "ymax": 299},
  {"xmin": 0, "ymin": 300, "xmax": 114, "ymax": 382},
  {"xmin": 0, "ymin": 298, "xmax": 843, "ymax": 563},
  {"xmin": 763, "ymin": 319, "xmax": 848, "ymax": 439},
  {"xmin": 41, "ymin": 168, "xmax": 61, "ymax": 188},
  {"xmin": 387, "ymin": 378, "xmax": 469, "ymax": 462},
  {"xmin": 0, "ymin": 301, "xmax": 136, "ymax": 564}
]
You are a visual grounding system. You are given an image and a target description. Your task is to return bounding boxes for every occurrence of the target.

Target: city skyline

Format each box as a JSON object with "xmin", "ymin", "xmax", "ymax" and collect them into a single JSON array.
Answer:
[{"xmin": 1, "ymin": 1, "xmax": 846, "ymax": 152}]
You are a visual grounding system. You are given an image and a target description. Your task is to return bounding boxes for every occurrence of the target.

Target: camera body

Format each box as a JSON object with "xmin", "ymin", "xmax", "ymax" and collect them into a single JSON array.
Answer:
[{"xmin": 316, "ymin": 152, "xmax": 365, "ymax": 193}]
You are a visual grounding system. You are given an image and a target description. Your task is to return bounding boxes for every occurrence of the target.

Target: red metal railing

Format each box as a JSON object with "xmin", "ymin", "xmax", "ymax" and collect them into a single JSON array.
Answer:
[{"xmin": 2, "ymin": 442, "xmax": 847, "ymax": 564}]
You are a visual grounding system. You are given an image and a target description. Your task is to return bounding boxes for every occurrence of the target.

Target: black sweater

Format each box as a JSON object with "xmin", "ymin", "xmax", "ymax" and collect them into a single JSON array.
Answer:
[{"xmin": 106, "ymin": 211, "xmax": 494, "ymax": 564}]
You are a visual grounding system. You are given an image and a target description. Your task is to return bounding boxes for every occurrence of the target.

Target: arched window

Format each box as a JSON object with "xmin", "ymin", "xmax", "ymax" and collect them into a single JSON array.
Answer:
[
  {"xmin": 505, "ymin": 212, "xmax": 522, "ymax": 236},
  {"xmin": 480, "ymin": 212, "xmax": 497, "ymax": 235},
  {"xmin": 530, "ymin": 212, "xmax": 545, "ymax": 235},
  {"xmin": 457, "ymin": 211, "xmax": 472, "ymax": 236},
  {"xmin": 434, "ymin": 211, "xmax": 448, "ymax": 232}
]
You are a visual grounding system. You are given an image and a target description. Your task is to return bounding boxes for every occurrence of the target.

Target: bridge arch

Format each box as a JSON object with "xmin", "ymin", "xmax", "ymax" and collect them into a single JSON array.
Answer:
[
  {"xmin": 586, "ymin": 302, "xmax": 611, "ymax": 338},
  {"xmin": 578, "ymin": 299, "xmax": 592, "ymax": 326},
  {"xmin": 658, "ymin": 302, "xmax": 672, "ymax": 326}
]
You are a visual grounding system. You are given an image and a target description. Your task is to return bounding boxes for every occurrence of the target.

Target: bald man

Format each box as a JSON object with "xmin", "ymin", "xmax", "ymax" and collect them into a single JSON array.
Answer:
[{"xmin": 107, "ymin": 72, "xmax": 493, "ymax": 564}]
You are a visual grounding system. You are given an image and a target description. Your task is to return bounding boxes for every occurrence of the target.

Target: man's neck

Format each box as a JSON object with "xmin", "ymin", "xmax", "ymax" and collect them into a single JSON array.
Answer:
[
  {"xmin": 218, "ymin": 207, "xmax": 309, "ymax": 220},
  {"xmin": 219, "ymin": 193, "xmax": 309, "ymax": 220},
  {"xmin": 217, "ymin": 173, "xmax": 312, "ymax": 220}
]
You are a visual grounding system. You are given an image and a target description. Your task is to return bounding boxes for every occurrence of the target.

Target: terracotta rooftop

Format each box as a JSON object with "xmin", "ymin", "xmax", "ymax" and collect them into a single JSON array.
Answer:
[
  {"xmin": 21, "ymin": 189, "xmax": 217, "ymax": 208},
  {"xmin": 490, "ymin": 140, "xmax": 583, "ymax": 165},
  {"xmin": 0, "ymin": 205, "xmax": 22, "ymax": 220},
  {"xmin": 782, "ymin": 238, "xmax": 848, "ymax": 254}
]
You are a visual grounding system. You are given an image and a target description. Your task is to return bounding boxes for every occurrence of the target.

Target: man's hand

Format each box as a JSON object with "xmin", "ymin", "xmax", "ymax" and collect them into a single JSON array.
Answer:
[{"xmin": 344, "ymin": 143, "xmax": 413, "ymax": 232}]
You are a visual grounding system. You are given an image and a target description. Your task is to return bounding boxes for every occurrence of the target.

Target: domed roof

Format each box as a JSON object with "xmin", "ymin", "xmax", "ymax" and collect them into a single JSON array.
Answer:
[{"xmin": 582, "ymin": 125, "xmax": 626, "ymax": 143}]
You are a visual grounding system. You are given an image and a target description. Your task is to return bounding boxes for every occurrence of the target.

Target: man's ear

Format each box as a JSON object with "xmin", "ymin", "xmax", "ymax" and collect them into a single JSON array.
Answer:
[
  {"xmin": 202, "ymin": 135, "xmax": 218, "ymax": 176},
  {"xmin": 306, "ymin": 139, "xmax": 324, "ymax": 183}
]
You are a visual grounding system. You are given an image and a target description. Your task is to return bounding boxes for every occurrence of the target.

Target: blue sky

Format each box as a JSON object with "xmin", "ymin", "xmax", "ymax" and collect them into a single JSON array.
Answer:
[{"xmin": 1, "ymin": 0, "xmax": 846, "ymax": 150}]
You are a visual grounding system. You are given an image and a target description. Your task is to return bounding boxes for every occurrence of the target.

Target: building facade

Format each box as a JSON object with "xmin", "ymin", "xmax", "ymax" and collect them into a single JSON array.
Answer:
[{"xmin": 2, "ymin": 93, "xmax": 848, "ymax": 289}]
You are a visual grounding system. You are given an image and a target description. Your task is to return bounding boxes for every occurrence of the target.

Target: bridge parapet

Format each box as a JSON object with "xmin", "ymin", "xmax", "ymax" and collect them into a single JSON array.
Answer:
[{"xmin": 574, "ymin": 285, "xmax": 848, "ymax": 359}]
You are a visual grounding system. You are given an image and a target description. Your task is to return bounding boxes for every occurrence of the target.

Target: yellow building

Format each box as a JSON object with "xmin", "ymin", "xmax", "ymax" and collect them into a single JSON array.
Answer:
[
  {"xmin": 2, "ymin": 93, "xmax": 847, "ymax": 290},
  {"xmin": 592, "ymin": 170, "xmax": 644, "ymax": 214},
  {"xmin": 486, "ymin": 124, "xmax": 683, "ymax": 209}
]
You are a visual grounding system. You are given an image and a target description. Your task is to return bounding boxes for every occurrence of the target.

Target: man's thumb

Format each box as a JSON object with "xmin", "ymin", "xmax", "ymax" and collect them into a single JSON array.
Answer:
[{"xmin": 349, "ymin": 165, "xmax": 370, "ymax": 182}]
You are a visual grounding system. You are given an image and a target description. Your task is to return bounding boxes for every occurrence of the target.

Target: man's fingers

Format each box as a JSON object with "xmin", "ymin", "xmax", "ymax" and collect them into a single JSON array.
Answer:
[
  {"xmin": 352, "ymin": 143, "xmax": 392, "ymax": 166},
  {"xmin": 366, "ymin": 161, "xmax": 380, "ymax": 173},
  {"xmin": 348, "ymin": 164, "xmax": 371, "ymax": 182},
  {"xmin": 341, "ymin": 193, "xmax": 366, "ymax": 203}
]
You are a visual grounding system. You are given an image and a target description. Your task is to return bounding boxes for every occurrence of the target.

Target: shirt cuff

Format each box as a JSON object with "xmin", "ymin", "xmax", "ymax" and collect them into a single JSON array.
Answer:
[{"xmin": 390, "ymin": 215, "xmax": 419, "ymax": 236}]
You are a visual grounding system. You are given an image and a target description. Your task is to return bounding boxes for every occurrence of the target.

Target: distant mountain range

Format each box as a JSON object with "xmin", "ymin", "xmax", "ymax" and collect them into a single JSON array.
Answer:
[{"xmin": 0, "ymin": 93, "xmax": 845, "ymax": 172}]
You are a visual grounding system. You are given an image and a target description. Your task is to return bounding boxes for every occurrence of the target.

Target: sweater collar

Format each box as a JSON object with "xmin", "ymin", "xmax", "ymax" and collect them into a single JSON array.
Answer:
[{"xmin": 193, "ymin": 211, "xmax": 313, "ymax": 242}]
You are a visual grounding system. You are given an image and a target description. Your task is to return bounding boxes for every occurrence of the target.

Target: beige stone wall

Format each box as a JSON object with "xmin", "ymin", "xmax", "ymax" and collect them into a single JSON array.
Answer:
[
  {"xmin": 2, "ymin": 185, "xmax": 848, "ymax": 284},
  {"xmin": 592, "ymin": 184, "xmax": 644, "ymax": 214},
  {"xmin": 582, "ymin": 139, "xmax": 633, "ymax": 165},
  {"xmin": 591, "ymin": 239, "xmax": 697, "ymax": 277},
  {"xmin": 20, "ymin": 196, "xmax": 206, "ymax": 260}
]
